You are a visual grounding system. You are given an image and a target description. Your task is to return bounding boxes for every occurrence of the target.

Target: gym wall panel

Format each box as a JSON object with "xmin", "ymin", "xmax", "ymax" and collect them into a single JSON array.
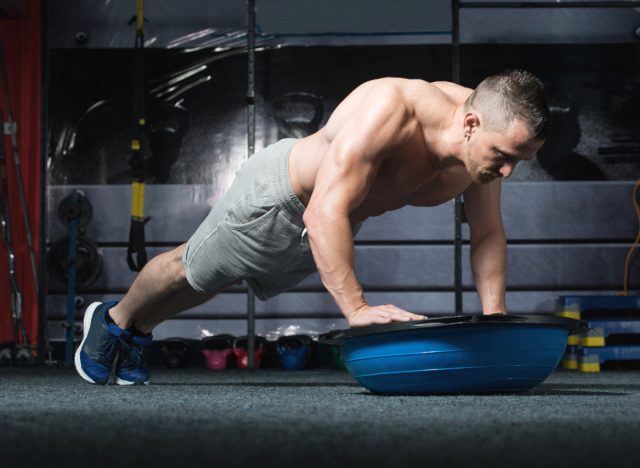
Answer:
[
  {"xmin": 47, "ymin": 0, "xmax": 452, "ymax": 49},
  {"xmin": 46, "ymin": 181, "xmax": 638, "ymax": 243},
  {"xmin": 47, "ymin": 185, "xmax": 217, "ymax": 244},
  {"xmin": 47, "ymin": 0, "xmax": 247, "ymax": 49},
  {"xmin": 460, "ymin": 7, "xmax": 639, "ymax": 44},
  {"xmin": 498, "ymin": 182, "xmax": 637, "ymax": 241},
  {"xmin": 45, "ymin": 179, "xmax": 638, "ymax": 340},
  {"xmin": 46, "ymin": 185, "xmax": 457, "ymax": 243},
  {"xmin": 46, "ymin": 0, "xmax": 640, "ymax": 48},
  {"xmin": 354, "ymin": 244, "xmax": 637, "ymax": 290},
  {"xmin": 45, "ymin": 244, "xmax": 639, "ymax": 293},
  {"xmin": 257, "ymin": 0, "xmax": 451, "ymax": 35}
]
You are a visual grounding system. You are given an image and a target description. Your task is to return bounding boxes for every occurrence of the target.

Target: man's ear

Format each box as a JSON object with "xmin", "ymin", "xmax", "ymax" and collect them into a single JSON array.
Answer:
[{"xmin": 463, "ymin": 111, "xmax": 479, "ymax": 138}]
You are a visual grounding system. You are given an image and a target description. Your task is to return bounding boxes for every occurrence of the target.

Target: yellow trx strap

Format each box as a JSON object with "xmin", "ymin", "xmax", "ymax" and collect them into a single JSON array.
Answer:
[{"xmin": 127, "ymin": 0, "xmax": 149, "ymax": 271}]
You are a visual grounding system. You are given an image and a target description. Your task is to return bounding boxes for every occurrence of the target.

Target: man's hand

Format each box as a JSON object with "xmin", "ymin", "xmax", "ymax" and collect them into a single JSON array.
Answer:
[{"xmin": 347, "ymin": 304, "xmax": 426, "ymax": 328}]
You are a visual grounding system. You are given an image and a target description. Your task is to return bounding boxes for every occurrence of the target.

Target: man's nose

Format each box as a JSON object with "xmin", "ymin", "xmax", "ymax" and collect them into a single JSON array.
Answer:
[{"xmin": 500, "ymin": 163, "xmax": 515, "ymax": 178}]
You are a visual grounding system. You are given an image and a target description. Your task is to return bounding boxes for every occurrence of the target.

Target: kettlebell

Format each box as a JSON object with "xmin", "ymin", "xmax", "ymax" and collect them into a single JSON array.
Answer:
[
  {"xmin": 161, "ymin": 338, "xmax": 190, "ymax": 369},
  {"xmin": 271, "ymin": 92, "xmax": 324, "ymax": 140},
  {"xmin": 277, "ymin": 335, "xmax": 313, "ymax": 370},
  {"xmin": 201, "ymin": 334, "xmax": 234, "ymax": 371},
  {"xmin": 232, "ymin": 336, "xmax": 268, "ymax": 369}
]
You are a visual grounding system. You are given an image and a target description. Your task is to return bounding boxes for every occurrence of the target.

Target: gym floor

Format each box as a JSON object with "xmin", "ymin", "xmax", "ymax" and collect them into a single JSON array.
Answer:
[{"xmin": 1, "ymin": 367, "xmax": 639, "ymax": 468}]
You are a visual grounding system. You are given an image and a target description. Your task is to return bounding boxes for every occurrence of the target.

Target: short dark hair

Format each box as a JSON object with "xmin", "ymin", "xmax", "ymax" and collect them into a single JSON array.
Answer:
[{"xmin": 464, "ymin": 69, "xmax": 549, "ymax": 140}]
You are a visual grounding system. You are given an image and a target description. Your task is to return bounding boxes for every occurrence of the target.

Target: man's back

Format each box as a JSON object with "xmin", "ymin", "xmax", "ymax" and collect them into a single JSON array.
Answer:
[{"xmin": 289, "ymin": 78, "xmax": 474, "ymax": 222}]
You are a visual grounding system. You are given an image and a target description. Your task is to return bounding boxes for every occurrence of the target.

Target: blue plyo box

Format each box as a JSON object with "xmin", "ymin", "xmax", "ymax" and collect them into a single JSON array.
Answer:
[{"xmin": 557, "ymin": 295, "xmax": 640, "ymax": 370}]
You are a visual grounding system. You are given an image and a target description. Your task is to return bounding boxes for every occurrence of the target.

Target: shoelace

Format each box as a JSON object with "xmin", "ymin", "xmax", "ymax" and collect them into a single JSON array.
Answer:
[
  {"xmin": 120, "ymin": 339, "xmax": 150, "ymax": 368},
  {"xmin": 97, "ymin": 332, "xmax": 123, "ymax": 362}
]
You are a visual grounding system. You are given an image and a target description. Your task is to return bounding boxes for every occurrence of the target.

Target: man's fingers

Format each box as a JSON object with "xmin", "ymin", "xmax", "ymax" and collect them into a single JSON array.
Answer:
[
  {"xmin": 383, "ymin": 314, "xmax": 410, "ymax": 322},
  {"xmin": 382, "ymin": 307, "xmax": 426, "ymax": 320},
  {"xmin": 390, "ymin": 312, "xmax": 417, "ymax": 321},
  {"xmin": 382, "ymin": 310, "xmax": 426, "ymax": 322},
  {"xmin": 379, "ymin": 305, "xmax": 424, "ymax": 317},
  {"xmin": 350, "ymin": 306, "xmax": 427, "ymax": 328},
  {"xmin": 395, "ymin": 313, "xmax": 425, "ymax": 322}
]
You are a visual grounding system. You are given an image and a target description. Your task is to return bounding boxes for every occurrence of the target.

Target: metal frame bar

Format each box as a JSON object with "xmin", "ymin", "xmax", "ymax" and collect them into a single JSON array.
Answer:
[
  {"xmin": 452, "ymin": 1, "xmax": 463, "ymax": 315},
  {"xmin": 39, "ymin": 0, "xmax": 49, "ymax": 364},
  {"xmin": 246, "ymin": 0, "xmax": 257, "ymax": 370},
  {"xmin": 64, "ymin": 190, "xmax": 79, "ymax": 366}
]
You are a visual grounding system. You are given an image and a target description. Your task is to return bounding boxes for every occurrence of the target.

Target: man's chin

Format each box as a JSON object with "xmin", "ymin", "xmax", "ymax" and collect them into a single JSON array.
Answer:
[
  {"xmin": 474, "ymin": 172, "xmax": 500, "ymax": 184},
  {"xmin": 473, "ymin": 177, "xmax": 492, "ymax": 185}
]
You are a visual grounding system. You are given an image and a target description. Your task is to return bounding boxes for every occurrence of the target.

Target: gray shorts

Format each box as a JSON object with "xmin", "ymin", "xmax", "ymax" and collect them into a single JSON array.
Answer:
[{"xmin": 183, "ymin": 138, "xmax": 316, "ymax": 300}]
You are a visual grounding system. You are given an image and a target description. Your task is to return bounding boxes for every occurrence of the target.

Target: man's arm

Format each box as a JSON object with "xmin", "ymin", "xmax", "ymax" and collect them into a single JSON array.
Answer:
[
  {"xmin": 302, "ymin": 84, "xmax": 424, "ymax": 326},
  {"xmin": 463, "ymin": 179, "xmax": 507, "ymax": 315}
]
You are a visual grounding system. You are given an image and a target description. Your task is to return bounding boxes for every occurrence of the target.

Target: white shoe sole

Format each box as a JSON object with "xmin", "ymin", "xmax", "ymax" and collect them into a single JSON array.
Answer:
[
  {"xmin": 116, "ymin": 377, "xmax": 150, "ymax": 386},
  {"xmin": 74, "ymin": 302, "xmax": 103, "ymax": 385}
]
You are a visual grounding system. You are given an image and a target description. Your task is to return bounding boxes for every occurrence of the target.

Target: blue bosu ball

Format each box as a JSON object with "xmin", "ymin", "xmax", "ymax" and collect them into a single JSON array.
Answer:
[{"xmin": 321, "ymin": 315, "xmax": 585, "ymax": 395}]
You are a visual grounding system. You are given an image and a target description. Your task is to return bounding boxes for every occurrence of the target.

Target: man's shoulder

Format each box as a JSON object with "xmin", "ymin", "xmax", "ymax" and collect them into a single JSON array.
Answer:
[
  {"xmin": 360, "ymin": 77, "xmax": 429, "ymax": 97},
  {"xmin": 430, "ymin": 81, "xmax": 474, "ymax": 105},
  {"xmin": 371, "ymin": 79, "xmax": 472, "ymax": 109}
]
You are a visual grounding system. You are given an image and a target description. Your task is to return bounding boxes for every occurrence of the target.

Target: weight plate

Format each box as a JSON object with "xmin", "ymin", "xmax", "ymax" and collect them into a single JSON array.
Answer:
[
  {"xmin": 58, "ymin": 192, "xmax": 93, "ymax": 229},
  {"xmin": 47, "ymin": 237, "xmax": 103, "ymax": 288}
]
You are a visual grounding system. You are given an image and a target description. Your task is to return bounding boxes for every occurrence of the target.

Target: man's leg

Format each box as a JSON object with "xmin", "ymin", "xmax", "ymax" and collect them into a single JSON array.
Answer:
[
  {"xmin": 108, "ymin": 243, "xmax": 223, "ymax": 333},
  {"xmin": 75, "ymin": 243, "xmax": 227, "ymax": 385}
]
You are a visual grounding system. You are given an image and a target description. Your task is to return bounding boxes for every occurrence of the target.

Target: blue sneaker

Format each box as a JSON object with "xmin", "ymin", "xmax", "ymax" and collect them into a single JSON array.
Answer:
[
  {"xmin": 75, "ymin": 301, "xmax": 131, "ymax": 385},
  {"xmin": 116, "ymin": 333, "xmax": 152, "ymax": 385}
]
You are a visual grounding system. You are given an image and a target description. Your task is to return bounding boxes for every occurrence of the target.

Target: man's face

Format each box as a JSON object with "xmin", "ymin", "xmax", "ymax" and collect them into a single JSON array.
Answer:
[{"xmin": 463, "ymin": 117, "xmax": 544, "ymax": 184}]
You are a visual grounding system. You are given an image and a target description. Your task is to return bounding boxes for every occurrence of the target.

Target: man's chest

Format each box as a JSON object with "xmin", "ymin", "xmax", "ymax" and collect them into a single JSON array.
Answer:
[
  {"xmin": 407, "ymin": 166, "xmax": 472, "ymax": 207},
  {"xmin": 351, "ymin": 159, "xmax": 471, "ymax": 221}
]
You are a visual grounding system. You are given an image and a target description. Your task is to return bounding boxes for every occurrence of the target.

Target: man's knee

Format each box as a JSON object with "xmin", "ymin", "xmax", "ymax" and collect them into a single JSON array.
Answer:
[{"xmin": 162, "ymin": 244, "xmax": 188, "ymax": 288}]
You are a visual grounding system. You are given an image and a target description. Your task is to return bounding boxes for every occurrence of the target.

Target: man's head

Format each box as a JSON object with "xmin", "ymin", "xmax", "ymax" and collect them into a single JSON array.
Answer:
[{"xmin": 461, "ymin": 69, "xmax": 549, "ymax": 184}]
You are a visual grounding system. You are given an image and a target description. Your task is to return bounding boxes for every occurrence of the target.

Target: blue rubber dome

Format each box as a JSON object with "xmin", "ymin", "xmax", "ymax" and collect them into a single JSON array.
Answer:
[{"xmin": 321, "ymin": 315, "xmax": 585, "ymax": 395}]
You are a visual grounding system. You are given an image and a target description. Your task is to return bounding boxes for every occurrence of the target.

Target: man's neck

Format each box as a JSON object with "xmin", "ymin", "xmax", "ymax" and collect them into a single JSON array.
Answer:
[{"xmin": 429, "ymin": 104, "xmax": 466, "ymax": 169}]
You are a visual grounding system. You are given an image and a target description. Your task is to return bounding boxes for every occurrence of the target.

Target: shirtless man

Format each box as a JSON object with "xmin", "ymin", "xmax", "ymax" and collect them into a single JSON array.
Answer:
[{"xmin": 75, "ymin": 69, "xmax": 549, "ymax": 385}]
